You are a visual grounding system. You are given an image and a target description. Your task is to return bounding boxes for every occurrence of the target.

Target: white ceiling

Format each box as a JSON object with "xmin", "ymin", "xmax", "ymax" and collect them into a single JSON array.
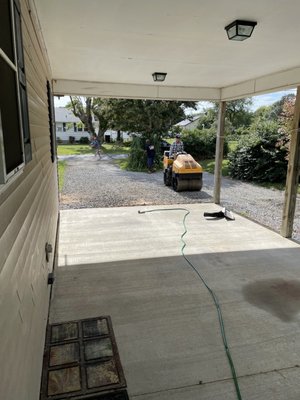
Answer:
[{"xmin": 34, "ymin": 0, "xmax": 300, "ymax": 100}]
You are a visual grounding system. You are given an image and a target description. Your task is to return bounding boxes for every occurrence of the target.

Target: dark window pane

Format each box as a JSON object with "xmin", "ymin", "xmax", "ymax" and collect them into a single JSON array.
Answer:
[
  {"xmin": 19, "ymin": 82, "xmax": 31, "ymax": 163},
  {"xmin": 0, "ymin": 58, "xmax": 23, "ymax": 174},
  {"xmin": 14, "ymin": 1, "xmax": 31, "ymax": 164},
  {"xmin": 14, "ymin": 1, "xmax": 24, "ymax": 71},
  {"xmin": 0, "ymin": 0, "xmax": 15, "ymax": 62}
]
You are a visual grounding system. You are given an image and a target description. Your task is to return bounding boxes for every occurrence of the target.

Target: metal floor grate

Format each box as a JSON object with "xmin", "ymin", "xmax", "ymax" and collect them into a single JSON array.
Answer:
[{"xmin": 40, "ymin": 316, "xmax": 128, "ymax": 400}]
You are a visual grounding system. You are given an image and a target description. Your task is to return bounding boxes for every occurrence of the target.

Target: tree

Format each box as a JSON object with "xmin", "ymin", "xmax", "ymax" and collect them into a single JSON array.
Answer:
[
  {"xmin": 103, "ymin": 99, "xmax": 197, "ymax": 170},
  {"xmin": 68, "ymin": 97, "xmax": 95, "ymax": 136},
  {"xmin": 67, "ymin": 97, "xmax": 112, "ymax": 143},
  {"xmin": 104, "ymin": 99, "xmax": 197, "ymax": 137},
  {"xmin": 252, "ymin": 105, "xmax": 274, "ymax": 122},
  {"xmin": 228, "ymin": 93, "xmax": 298, "ymax": 183},
  {"xmin": 270, "ymin": 93, "xmax": 295, "ymax": 120},
  {"xmin": 228, "ymin": 119, "xmax": 288, "ymax": 183},
  {"xmin": 196, "ymin": 107, "xmax": 216, "ymax": 130},
  {"xmin": 90, "ymin": 98, "xmax": 111, "ymax": 142},
  {"xmin": 225, "ymin": 98, "xmax": 253, "ymax": 129},
  {"xmin": 278, "ymin": 95, "xmax": 295, "ymax": 135},
  {"xmin": 195, "ymin": 98, "xmax": 253, "ymax": 136}
]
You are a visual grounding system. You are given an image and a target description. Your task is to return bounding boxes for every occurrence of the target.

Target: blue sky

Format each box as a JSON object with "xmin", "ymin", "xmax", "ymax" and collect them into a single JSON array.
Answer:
[
  {"xmin": 189, "ymin": 89, "xmax": 296, "ymax": 115},
  {"xmin": 54, "ymin": 88, "xmax": 296, "ymax": 112},
  {"xmin": 250, "ymin": 89, "xmax": 296, "ymax": 110}
]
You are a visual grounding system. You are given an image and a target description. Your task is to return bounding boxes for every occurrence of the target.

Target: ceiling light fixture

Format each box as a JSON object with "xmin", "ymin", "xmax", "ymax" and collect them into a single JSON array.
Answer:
[
  {"xmin": 225, "ymin": 20, "xmax": 257, "ymax": 41},
  {"xmin": 152, "ymin": 72, "xmax": 167, "ymax": 82}
]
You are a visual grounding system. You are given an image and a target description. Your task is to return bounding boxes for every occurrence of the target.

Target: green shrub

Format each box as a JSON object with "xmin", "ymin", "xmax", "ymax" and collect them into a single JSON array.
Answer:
[
  {"xmin": 79, "ymin": 136, "xmax": 90, "ymax": 144},
  {"xmin": 122, "ymin": 140, "xmax": 132, "ymax": 147},
  {"xmin": 127, "ymin": 136, "xmax": 146, "ymax": 170},
  {"xmin": 181, "ymin": 128, "xmax": 229, "ymax": 159},
  {"xmin": 69, "ymin": 136, "xmax": 75, "ymax": 144},
  {"xmin": 127, "ymin": 135, "xmax": 161, "ymax": 171},
  {"xmin": 228, "ymin": 121, "xmax": 288, "ymax": 183}
]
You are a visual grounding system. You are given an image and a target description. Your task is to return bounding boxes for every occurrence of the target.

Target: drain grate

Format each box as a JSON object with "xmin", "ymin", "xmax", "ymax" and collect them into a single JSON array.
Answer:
[{"xmin": 40, "ymin": 316, "xmax": 128, "ymax": 400}]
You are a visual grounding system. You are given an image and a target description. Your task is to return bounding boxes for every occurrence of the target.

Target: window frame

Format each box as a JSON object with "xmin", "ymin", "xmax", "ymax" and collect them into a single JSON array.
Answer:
[
  {"xmin": 47, "ymin": 80, "xmax": 56, "ymax": 163},
  {"xmin": 0, "ymin": 0, "xmax": 31, "ymax": 184}
]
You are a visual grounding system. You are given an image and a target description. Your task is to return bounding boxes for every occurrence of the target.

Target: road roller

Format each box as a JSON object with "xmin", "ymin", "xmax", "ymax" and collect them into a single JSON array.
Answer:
[{"xmin": 163, "ymin": 151, "xmax": 203, "ymax": 191}]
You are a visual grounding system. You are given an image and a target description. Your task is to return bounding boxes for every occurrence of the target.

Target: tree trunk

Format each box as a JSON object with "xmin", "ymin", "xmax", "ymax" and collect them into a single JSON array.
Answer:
[
  {"xmin": 97, "ymin": 127, "xmax": 105, "ymax": 144},
  {"xmin": 69, "ymin": 96, "xmax": 95, "ymax": 135}
]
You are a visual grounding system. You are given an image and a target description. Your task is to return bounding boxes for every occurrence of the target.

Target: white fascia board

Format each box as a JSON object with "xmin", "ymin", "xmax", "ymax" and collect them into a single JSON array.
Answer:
[
  {"xmin": 221, "ymin": 67, "xmax": 300, "ymax": 101},
  {"xmin": 53, "ymin": 80, "xmax": 220, "ymax": 101},
  {"xmin": 157, "ymin": 86, "xmax": 220, "ymax": 101}
]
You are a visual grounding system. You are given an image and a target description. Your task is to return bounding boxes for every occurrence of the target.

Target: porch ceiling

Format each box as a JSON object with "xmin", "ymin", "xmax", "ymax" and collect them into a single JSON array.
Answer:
[{"xmin": 34, "ymin": 0, "xmax": 300, "ymax": 100}]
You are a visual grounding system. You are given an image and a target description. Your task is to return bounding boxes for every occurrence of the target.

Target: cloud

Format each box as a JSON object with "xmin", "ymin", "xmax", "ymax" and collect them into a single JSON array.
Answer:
[
  {"xmin": 185, "ymin": 90, "xmax": 296, "ymax": 115},
  {"xmin": 251, "ymin": 89, "xmax": 296, "ymax": 110}
]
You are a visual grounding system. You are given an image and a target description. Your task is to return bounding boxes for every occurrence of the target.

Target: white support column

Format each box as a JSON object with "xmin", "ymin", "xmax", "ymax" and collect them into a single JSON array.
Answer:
[
  {"xmin": 281, "ymin": 86, "xmax": 300, "ymax": 237},
  {"xmin": 213, "ymin": 101, "xmax": 226, "ymax": 204}
]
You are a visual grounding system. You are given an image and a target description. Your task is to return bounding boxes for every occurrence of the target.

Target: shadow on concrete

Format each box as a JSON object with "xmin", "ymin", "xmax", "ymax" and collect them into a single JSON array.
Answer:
[
  {"xmin": 50, "ymin": 247, "xmax": 300, "ymax": 399},
  {"xmin": 243, "ymin": 278, "xmax": 300, "ymax": 322}
]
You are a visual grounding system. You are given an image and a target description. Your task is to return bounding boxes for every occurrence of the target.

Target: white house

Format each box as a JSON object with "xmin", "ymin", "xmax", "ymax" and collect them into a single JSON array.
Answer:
[
  {"xmin": 55, "ymin": 107, "xmax": 131, "ymax": 143},
  {"xmin": 55, "ymin": 107, "xmax": 90, "ymax": 142}
]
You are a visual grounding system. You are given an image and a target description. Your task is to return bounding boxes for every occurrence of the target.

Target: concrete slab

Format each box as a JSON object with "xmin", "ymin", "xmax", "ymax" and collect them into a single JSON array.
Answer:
[{"xmin": 51, "ymin": 203, "xmax": 300, "ymax": 399}]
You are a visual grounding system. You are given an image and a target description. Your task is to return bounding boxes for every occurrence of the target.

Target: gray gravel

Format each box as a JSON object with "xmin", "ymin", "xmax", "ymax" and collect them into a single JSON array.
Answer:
[{"xmin": 59, "ymin": 154, "xmax": 300, "ymax": 243}]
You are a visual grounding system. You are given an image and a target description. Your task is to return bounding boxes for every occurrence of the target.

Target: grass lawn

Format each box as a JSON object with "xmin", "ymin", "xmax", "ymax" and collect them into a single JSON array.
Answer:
[
  {"xmin": 57, "ymin": 160, "xmax": 66, "ymax": 190},
  {"xmin": 102, "ymin": 143, "xmax": 131, "ymax": 155},
  {"xmin": 200, "ymin": 159, "xmax": 229, "ymax": 176},
  {"xmin": 57, "ymin": 143, "xmax": 130, "ymax": 156},
  {"xmin": 57, "ymin": 144, "xmax": 93, "ymax": 156},
  {"xmin": 114, "ymin": 159, "xmax": 128, "ymax": 170}
]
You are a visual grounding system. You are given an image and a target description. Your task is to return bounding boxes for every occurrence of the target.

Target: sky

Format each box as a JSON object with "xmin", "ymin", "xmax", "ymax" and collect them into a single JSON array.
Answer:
[
  {"xmin": 186, "ymin": 89, "xmax": 297, "ymax": 115},
  {"xmin": 54, "ymin": 89, "xmax": 296, "ymax": 112}
]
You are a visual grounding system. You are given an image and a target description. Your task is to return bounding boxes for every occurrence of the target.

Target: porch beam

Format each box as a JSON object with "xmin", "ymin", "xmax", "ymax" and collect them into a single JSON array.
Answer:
[
  {"xmin": 221, "ymin": 66, "xmax": 300, "ymax": 101},
  {"xmin": 53, "ymin": 79, "xmax": 220, "ymax": 102},
  {"xmin": 281, "ymin": 86, "xmax": 300, "ymax": 237},
  {"xmin": 213, "ymin": 101, "xmax": 226, "ymax": 204}
]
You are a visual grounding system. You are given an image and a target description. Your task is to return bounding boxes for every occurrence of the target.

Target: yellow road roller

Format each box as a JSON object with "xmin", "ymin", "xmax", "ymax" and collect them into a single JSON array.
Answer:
[{"xmin": 163, "ymin": 151, "xmax": 203, "ymax": 191}]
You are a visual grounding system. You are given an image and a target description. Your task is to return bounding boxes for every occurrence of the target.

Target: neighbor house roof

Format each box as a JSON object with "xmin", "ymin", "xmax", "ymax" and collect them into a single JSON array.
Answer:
[
  {"xmin": 175, "ymin": 115, "xmax": 201, "ymax": 127},
  {"xmin": 54, "ymin": 107, "xmax": 80, "ymax": 123}
]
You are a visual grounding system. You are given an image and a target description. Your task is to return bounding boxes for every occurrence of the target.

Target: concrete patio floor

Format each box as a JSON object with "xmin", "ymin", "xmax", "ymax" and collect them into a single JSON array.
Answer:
[{"xmin": 50, "ymin": 203, "xmax": 300, "ymax": 400}]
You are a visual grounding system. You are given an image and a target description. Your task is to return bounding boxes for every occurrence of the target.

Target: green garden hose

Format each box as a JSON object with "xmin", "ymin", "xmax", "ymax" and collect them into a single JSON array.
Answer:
[{"xmin": 138, "ymin": 207, "xmax": 242, "ymax": 400}]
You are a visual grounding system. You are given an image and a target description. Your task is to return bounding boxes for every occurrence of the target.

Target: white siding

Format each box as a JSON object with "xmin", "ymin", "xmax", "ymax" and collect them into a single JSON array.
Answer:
[
  {"xmin": 56, "ymin": 126, "xmax": 90, "ymax": 142},
  {"xmin": 0, "ymin": 1, "xmax": 58, "ymax": 399}
]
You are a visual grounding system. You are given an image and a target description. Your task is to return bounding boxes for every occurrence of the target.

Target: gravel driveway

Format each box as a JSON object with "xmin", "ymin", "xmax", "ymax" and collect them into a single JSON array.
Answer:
[{"xmin": 59, "ymin": 154, "xmax": 300, "ymax": 242}]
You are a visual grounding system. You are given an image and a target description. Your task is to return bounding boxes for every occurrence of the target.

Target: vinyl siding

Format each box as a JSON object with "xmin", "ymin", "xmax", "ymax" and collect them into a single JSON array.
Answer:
[{"xmin": 0, "ymin": 1, "xmax": 58, "ymax": 399}]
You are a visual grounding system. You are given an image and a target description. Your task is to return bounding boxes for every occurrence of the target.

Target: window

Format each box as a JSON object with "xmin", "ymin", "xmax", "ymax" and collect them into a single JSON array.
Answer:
[{"xmin": 0, "ymin": 0, "xmax": 31, "ymax": 184}]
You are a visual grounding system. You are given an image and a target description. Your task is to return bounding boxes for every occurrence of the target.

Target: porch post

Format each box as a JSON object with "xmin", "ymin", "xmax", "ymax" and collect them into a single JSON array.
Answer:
[
  {"xmin": 281, "ymin": 86, "xmax": 300, "ymax": 237},
  {"xmin": 213, "ymin": 101, "xmax": 226, "ymax": 204}
]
